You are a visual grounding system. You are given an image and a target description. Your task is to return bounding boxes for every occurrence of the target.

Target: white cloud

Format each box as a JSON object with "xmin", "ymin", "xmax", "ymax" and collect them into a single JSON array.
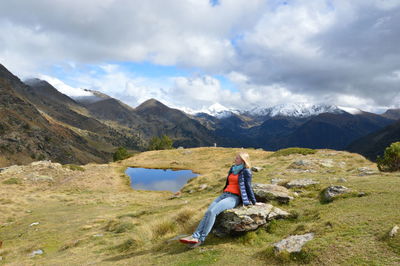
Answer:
[{"xmin": 1, "ymin": 0, "xmax": 400, "ymax": 112}]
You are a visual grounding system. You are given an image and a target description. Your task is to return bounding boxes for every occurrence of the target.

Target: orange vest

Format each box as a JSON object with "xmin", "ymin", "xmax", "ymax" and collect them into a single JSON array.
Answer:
[{"xmin": 223, "ymin": 173, "xmax": 240, "ymax": 195}]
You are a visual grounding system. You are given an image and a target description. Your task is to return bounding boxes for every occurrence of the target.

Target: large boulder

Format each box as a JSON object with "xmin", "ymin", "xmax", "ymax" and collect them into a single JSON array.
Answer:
[
  {"xmin": 252, "ymin": 183, "xmax": 294, "ymax": 204},
  {"xmin": 273, "ymin": 233, "xmax": 315, "ymax": 253},
  {"xmin": 285, "ymin": 179, "xmax": 319, "ymax": 188},
  {"xmin": 213, "ymin": 203, "xmax": 290, "ymax": 236}
]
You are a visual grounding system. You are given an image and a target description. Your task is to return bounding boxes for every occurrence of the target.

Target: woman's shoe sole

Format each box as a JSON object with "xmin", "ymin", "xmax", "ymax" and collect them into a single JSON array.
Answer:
[{"xmin": 179, "ymin": 239, "xmax": 199, "ymax": 244}]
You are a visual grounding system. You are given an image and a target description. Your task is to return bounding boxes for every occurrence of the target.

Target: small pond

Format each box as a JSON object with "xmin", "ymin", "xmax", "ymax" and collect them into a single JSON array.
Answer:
[{"xmin": 125, "ymin": 167, "xmax": 199, "ymax": 192}]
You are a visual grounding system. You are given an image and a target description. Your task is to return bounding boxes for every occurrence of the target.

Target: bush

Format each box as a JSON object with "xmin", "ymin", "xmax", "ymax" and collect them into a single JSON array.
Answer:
[
  {"xmin": 377, "ymin": 142, "xmax": 400, "ymax": 172},
  {"xmin": 113, "ymin": 147, "xmax": 130, "ymax": 162},
  {"xmin": 148, "ymin": 135, "xmax": 174, "ymax": 151},
  {"xmin": 62, "ymin": 164, "xmax": 85, "ymax": 171},
  {"xmin": 2, "ymin": 177, "xmax": 22, "ymax": 185},
  {"xmin": 269, "ymin": 147, "xmax": 317, "ymax": 157}
]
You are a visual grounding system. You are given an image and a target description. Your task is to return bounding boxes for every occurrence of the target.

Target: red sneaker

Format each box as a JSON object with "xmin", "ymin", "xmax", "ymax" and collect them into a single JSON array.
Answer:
[{"xmin": 179, "ymin": 236, "xmax": 200, "ymax": 244}]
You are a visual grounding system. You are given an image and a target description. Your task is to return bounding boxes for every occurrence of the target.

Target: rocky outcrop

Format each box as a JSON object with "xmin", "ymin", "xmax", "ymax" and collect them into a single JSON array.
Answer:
[
  {"xmin": 252, "ymin": 183, "xmax": 293, "ymax": 204},
  {"xmin": 273, "ymin": 233, "xmax": 314, "ymax": 253},
  {"xmin": 213, "ymin": 203, "xmax": 290, "ymax": 236},
  {"xmin": 321, "ymin": 185, "xmax": 350, "ymax": 202},
  {"xmin": 285, "ymin": 179, "xmax": 319, "ymax": 188}
]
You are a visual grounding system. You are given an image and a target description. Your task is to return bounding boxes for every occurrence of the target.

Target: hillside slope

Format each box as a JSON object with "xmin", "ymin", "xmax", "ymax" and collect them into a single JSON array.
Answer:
[
  {"xmin": 347, "ymin": 119, "xmax": 400, "ymax": 161},
  {"xmin": 0, "ymin": 148, "xmax": 399, "ymax": 265}
]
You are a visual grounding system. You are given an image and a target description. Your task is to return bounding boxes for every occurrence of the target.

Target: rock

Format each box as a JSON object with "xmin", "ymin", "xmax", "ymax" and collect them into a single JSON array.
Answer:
[
  {"xmin": 177, "ymin": 146, "xmax": 184, "ymax": 150},
  {"xmin": 213, "ymin": 203, "xmax": 290, "ymax": 236},
  {"xmin": 337, "ymin": 177, "xmax": 347, "ymax": 183},
  {"xmin": 287, "ymin": 160, "xmax": 314, "ymax": 171},
  {"xmin": 93, "ymin": 233, "xmax": 104, "ymax": 237},
  {"xmin": 318, "ymin": 159, "xmax": 334, "ymax": 168},
  {"xmin": 30, "ymin": 175, "xmax": 54, "ymax": 182},
  {"xmin": 358, "ymin": 192, "xmax": 366, "ymax": 197},
  {"xmin": 252, "ymin": 183, "xmax": 294, "ymax": 204},
  {"xmin": 270, "ymin": 178, "xmax": 286, "ymax": 185},
  {"xmin": 169, "ymin": 191, "xmax": 182, "ymax": 199},
  {"xmin": 321, "ymin": 186, "xmax": 350, "ymax": 202},
  {"xmin": 182, "ymin": 150, "xmax": 193, "ymax": 155},
  {"xmin": 256, "ymin": 148, "xmax": 263, "ymax": 151},
  {"xmin": 357, "ymin": 167, "xmax": 377, "ymax": 176},
  {"xmin": 29, "ymin": 222, "xmax": 39, "ymax": 227},
  {"xmin": 285, "ymin": 179, "xmax": 319, "ymax": 188},
  {"xmin": 273, "ymin": 233, "xmax": 314, "ymax": 253},
  {"xmin": 30, "ymin": 249, "xmax": 43, "ymax": 257},
  {"xmin": 198, "ymin": 184, "xmax": 208, "ymax": 191},
  {"xmin": 251, "ymin": 166, "xmax": 263, "ymax": 172},
  {"xmin": 389, "ymin": 225, "xmax": 399, "ymax": 237}
]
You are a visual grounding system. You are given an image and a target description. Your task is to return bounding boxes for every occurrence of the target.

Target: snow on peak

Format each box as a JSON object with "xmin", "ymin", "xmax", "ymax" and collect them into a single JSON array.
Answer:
[
  {"xmin": 187, "ymin": 103, "xmax": 239, "ymax": 118},
  {"xmin": 338, "ymin": 106, "xmax": 363, "ymax": 115},
  {"xmin": 39, "ymin": 75, "xmax": 93, "ymax": 98},
  {"xmin": 244, "ymin": 103, "xmax": 344, "ymax": 118}
]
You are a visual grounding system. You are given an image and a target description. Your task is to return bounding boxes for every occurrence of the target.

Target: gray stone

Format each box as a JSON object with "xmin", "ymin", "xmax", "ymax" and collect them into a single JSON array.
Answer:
[
  {"xmin": 213, "ymin": 203, "xmax": 290, "ymax": 236},
  {"xmin": 252, "ymin": 183, "xmax": 293, "ymax": 204},
  {"xmin": 285, "ymin": 179, "xmax": 319, "ymax": 188},
  {"xmin": 273, "ymin": 233, "xmax": 314, "ymax": 253},
  {"xmin": 287, "ymin": 160, "xmax": 313, "ymax": 170},
  {"xmin": 30, "ymin": 175, "xmax": 54, "ymax": 182},
  {"xmin": 322, "ymin": 186, "xmax": 350, "ymax": 202},
  {"xmin": 182, "ymin": 150, "xmax": 193, "ymax": 155},
  {"xmin": 318, "ymin": 159, "xmax": 334, "ymax": 168},
  {"xmin": 251, "ymin": 166, "xmax": 263, "ymax": 172},
  {"xmin": 337, "ymin": 177, "xmax": 347, "ymax": 183},
  {"xmin": 30, "ymin": 249, "xmax": 43, "ymax": 257},
  {"xmin": 198, "ymin": 184, "xmax": 208, "ymax": 191},
  {"xmin": 177, "ymin": 146, "xmax": 184, "ymax": 150},
  {"xmin": 389, "ymin": 225, "xmax": 399, "ymax": 237},
  {"xmin": 270, "ymin": 178, "xmax": 286, "ymax": 185},
  {"xmin": 29, "ymin": 222, "xmax": 39, "ymax": 227},
  {"xmin": 357, "ymin": 167, "xmax": 377, "ymax": 176}
]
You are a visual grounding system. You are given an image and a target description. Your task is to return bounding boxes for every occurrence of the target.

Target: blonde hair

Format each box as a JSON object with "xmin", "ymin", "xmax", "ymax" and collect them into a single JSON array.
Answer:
[{"xmin": 238, "ymin": 152, "xmax": 251, "ymax": 168}]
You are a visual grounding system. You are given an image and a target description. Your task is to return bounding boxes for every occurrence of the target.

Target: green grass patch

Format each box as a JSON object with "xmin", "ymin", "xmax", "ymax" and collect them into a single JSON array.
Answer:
[
  {"xmin": 62, "ymin": 164, "xmax": 85, "ymax": 171},
  {"xmin": 110, "ymin": 238, "xmax": 137, "ymax": 252},
  {"xmin": 104, "ymin": 220, "xmax": 135, "ymax": 233},
  {"xmin": 269, "ymin": 147, "xmax": 317, "ymax": 158},
  {"xmin": 2, "ymin": 177, "xmax": 22, "ymax": 185}
]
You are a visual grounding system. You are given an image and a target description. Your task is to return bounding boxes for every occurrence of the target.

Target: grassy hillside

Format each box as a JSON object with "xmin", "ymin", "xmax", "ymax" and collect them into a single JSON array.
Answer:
[{"xmin": 0, "ymin": 148, "xmax": 399, "ymax": 265}]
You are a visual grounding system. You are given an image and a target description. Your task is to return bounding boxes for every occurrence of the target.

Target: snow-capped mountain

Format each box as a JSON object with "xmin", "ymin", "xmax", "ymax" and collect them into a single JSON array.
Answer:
[
  {"xmin": 193, "ymin": 102, "xmax": 365, "ymax": 119},
  {"xmin": 188, "ymin": 103, "xmax": 240, "ymax": 118}
]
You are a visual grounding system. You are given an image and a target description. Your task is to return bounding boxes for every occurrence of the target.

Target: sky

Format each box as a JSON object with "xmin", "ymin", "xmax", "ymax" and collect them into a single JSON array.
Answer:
[{"xmin": 1, "ymin": 0, "xmax": 400, "ymax": 114}]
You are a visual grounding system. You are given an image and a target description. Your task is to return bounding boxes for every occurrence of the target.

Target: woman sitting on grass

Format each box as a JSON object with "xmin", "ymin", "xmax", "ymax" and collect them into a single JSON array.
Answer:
[{"xmin": 180, "ymin": 152, "xmax": 257, "ymax": 248}]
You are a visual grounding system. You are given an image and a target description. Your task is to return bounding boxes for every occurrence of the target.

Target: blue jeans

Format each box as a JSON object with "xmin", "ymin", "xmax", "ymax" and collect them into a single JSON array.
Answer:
[{"xmin": 192, "ymin": 192, "xmax": 240, "ymax": 242}]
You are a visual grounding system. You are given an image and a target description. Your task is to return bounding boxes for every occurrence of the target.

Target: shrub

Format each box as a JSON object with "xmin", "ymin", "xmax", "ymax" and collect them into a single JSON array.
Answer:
[
  {"xmin": 2, "ymin": 177, "xmax": 22, "ymax": 185},
  {"xmin": 148, "ymin": 135, "xmax": 174, "ymax": 151},
  {"xmin": 377, "ymin": 142, "xmax": 400, "ymax": 172},
  {"xmin": 269, "ymin": 147, "xmax": 317, "ymax": 157},
  {"xmin": 153, "ymin": 220, "xmax": 177, "ymax": 237},
  {"xmin": 104, "ymin": 220, "xmax": 134, "ymax": 233},
  {"xmin": 113, "ymin": 147, "xmax": 130, "ymax": 162},
  {"xmin": 62, "ymin": 164, "xmax": 85, "ymax": 171}
]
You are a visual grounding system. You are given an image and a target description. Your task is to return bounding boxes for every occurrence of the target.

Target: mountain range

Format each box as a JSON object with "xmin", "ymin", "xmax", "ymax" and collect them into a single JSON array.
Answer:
[{"xmin": 1, "ymin": 63, "xmax": 399, "ymax": 166}]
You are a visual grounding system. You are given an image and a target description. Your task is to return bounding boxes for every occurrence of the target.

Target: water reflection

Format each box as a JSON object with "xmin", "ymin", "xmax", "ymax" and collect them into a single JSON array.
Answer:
[{"xmin": 125, "ymin": 167, "xmax": 198, "ymax": 192}]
